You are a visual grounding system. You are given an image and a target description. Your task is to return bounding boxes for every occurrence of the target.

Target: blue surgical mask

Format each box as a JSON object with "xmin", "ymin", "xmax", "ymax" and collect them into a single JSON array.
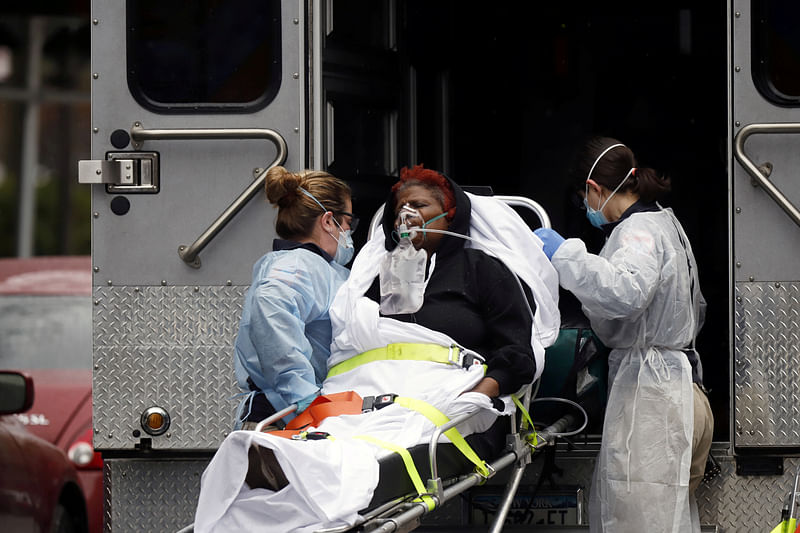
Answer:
[
  {"xmin": 299, "ymin": 185, "xmax": 354, "ymax": 264},
  {"xmin": 584, "ymin": 143, "xmax": 634, "ymax": 229},
  {"xmin": 584, "ymin": 196, "xmax": 609, "ymax": 228},
  {"xmin": 329, "ymin": 219, "xmax": 354, "ymax": 265}
]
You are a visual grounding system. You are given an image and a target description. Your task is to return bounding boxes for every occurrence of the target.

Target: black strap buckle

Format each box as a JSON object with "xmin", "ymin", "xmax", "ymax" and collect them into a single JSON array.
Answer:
[
  {"xmin": 291, "ymin": 430, "xmax": 330, "ymax": 441},
  {"xmin": 362, "ymin": 393, "xmax": 398, "ymax": 412},
  {"xmin": 449, "ymin": 344, "xmax": 484, "ymax": 369}
]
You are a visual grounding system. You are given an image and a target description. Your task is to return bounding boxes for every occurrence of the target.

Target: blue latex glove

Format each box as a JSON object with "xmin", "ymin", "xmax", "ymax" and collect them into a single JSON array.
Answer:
[
  {"xmin": 295, "ymin": 391, "xmax": 320, "ymax": 414},
  {"xmin": 534, "ymin": 227, "xmax": 565, "ymax": 260}
]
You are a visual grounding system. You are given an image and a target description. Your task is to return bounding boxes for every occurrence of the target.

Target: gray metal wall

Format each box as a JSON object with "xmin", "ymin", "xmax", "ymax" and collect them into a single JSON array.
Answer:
[
  {"xmin": 90, "ymin": 0, "xmax": 306, "ymax": 451},
  {"xmin": 731, "ymin": 0, "xmax": 800, "ymax": 449}
]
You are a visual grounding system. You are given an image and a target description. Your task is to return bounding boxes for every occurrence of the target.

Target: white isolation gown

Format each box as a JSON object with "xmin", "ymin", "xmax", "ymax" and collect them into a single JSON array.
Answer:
[{"xmin": 550, "ymin": 207, "xmax": 705, "ymax": 533}]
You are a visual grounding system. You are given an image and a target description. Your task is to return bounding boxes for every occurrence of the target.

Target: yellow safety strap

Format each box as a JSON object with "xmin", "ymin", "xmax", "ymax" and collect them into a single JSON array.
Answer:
[
  {"xmin": 353, "ymin": 435, "xmax": 435, "ymax": 511},
  {"xmin": 769, "ymin": 518, "xmax": 797, "ymax": 533},
  {"xmin": 394, "ymin": 396, "xmax": 490, "ymax": 478},
  {"xmin": 511, "ymin": 394, "xmax": 538, "ymax": 447},
  {"xmin": 328, "ymin": 343, "xmax": 459, "ymax": 378}
]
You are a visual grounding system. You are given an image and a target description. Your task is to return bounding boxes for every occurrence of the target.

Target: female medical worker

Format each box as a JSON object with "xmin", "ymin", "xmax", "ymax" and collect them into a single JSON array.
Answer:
[
  {"xmin": 233, "ymin": 166, "xmax": 356, "ymax": 430},
  {"xmin": 534, "ymin": 137, "xmax": 714, "ymax": 533}
]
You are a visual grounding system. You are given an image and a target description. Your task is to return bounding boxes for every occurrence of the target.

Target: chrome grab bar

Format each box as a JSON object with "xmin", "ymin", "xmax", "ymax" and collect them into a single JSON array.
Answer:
[
  {"xmin": 129, "ymin": 124, "xmax": 288, "ymax": 268},
  {"xmin": 494, "ymin": 195, "xmax": 551, "ymax": 229},
  {"xmin": 733, "ymin": 123, "xmax": 800, "ymax": 228}
]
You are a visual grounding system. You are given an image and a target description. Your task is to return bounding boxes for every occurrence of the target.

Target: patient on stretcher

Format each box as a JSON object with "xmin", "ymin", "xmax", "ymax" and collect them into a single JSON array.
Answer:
[{"xmin": 193, "ymin": 166, "xmax": 560, "ymax": 533}]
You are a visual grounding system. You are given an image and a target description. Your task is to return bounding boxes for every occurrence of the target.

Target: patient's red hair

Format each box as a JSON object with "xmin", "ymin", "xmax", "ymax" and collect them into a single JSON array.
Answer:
[{"xmin": 392, "ymin": 164, "xmax": 456, "ymax": 219}]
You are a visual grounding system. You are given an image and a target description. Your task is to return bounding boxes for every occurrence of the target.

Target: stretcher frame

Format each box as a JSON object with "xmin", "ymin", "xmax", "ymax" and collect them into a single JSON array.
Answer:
[
  {"xmin": 303, "ymin": 195, "xmax": 572, "ymax": 532},
  {"xmin": 177, "ymin": 195, "xmax": 570, "ymax": 533},
  {"xmin": 310, "ymin": 388, "xmax": 579, "ymax": 533}
]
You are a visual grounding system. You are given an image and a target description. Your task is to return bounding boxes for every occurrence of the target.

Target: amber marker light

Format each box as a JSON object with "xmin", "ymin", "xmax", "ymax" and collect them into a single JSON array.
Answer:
[{"xmin": 140, "ymin": 406, "xmax": 170, "ymax": 436}]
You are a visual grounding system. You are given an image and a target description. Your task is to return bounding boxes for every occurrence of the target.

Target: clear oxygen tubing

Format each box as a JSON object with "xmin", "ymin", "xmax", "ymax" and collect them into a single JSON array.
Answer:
[{"xmin": 398, "ymin": 226, "xmax": 539, "ymax": 335}]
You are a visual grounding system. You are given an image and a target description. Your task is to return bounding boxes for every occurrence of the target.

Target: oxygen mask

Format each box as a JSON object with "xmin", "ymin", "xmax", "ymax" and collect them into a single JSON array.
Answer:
[
  {"xmin": 381, "ymin": 204, "xmax": 429, "ymax": 315},
  {"xmin": 395, "ymin": 204, "xmax": 423, "ymax": 241}
]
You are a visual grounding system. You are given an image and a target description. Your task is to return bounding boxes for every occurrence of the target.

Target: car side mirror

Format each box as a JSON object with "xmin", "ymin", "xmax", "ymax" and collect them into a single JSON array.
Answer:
[{"xmin": 0, "ymin": 371, "xmax": 34, "ymax": 414}]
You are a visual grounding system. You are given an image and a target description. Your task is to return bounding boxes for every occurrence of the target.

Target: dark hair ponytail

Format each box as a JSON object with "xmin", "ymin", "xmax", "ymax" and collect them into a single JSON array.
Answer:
[{"xmin": 631, "ymin": 166, "xmax": 671, "ymax": 203}]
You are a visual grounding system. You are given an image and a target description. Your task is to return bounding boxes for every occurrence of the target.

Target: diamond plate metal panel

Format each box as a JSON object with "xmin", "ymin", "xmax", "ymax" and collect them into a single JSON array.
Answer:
[
  {"xmin": 734, "ymin": 282, "xmax": 800, "ymax": 447},
  {"xmin": 99, "ymin": 453, "xmax": 799, "ymax": 531},
  {"xmin": 105, "ymin": 459, "xmax": 207, "ymax": 533},
  {"xmin": 697, "ymin": 456, "xmax": 800, "ymax": 532},
  {"xmin": 93, "ymin": 286, "xmax": 245, "ymax": 449}
]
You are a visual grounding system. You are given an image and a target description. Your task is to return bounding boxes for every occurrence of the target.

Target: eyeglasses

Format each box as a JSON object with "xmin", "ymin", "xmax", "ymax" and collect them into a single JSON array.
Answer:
[{"xmin": 335, "ymin": 211, "xmax": 360, "ymax": 232}]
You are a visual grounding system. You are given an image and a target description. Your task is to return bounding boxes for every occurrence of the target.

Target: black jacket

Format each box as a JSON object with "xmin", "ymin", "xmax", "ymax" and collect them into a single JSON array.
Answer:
[{"xmin": 367, "ymin": 176, "xmax": 536, "ymax": 394}]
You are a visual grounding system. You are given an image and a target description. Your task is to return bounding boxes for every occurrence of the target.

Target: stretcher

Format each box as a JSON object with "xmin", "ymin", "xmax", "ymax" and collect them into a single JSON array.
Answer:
[
  {"xmin": 178, "ymin": 389, "xmax": 586, "ymax": 533},
  {"xmin": 181, "ymin": 194, "xmax": 593, "ymax": 532}
]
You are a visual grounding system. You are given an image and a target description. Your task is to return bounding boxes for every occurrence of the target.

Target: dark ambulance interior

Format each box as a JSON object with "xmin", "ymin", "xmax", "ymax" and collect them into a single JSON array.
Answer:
[{"xmin": 324, "ymin": 1, "xmax": 730, "ymax": 441}]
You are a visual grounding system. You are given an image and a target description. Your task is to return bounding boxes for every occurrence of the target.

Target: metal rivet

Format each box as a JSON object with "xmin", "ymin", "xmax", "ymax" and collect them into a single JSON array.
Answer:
[
  {"xmin": 226, "ymin": 280, "xmax": 232, "ymax": 286},
  {"xmin": 293, "ymin": 18, "xmax": 299, "ymax": 24},
  {"xmin": 194, "ymin": 286, "xmax": 200, "ymax": 292},
  {"xmin": 109, "ymin": 433, "xmax": 114, "ymax": 439},
  {"xmin": 735, "ymin": 121, "xmax": 741, "ymax": 127},
  {"xmin": 94, "ymin": 428, "xmax": 100, "ymax": 434},
  {"xmin": 166, "ymin": 433, "xmax": 171, "ymax": 438},
  {"xmin": 93, "ymin": 266, "xmax": 100, "ymax": 272},
  {"xmin": 734, "ymin": 66, "xmax": 741, "ymax": 73},
  {"xmin": 253, "ymin": 167, "xmax": 263, "ymax": 177},
  {"xmin": 93, "ymin": 127, "xmax": 99, "ymax": 133},
  {"xmin": 294, "ymin": 127, "xmax": 300, "ymax": 133},
  {"xmin": 749, "ymin": 276, "xmax": 755, "ymax": 282},
  {"xmin": 96, "ymin": 168, "xmax": 102, "ymax": 175},
  {"xmin": 93, "ymin": 72, "xmax": 99, "ymax": 79},
  {"xmin": 134, "ymin": 121, "xmax": 141, "ymax": 127},
  {"xmin": 293, "ymin": 72, "xmax": 299, "ymax": 79},
  {"xmin": 161, "ymin": 280, "xmax": 167, "ymax": 286},
  {"xmin": 94, "ymin": 300, "xmax": 100, "ymax": 306},
  {"xmin": 134, "ymin": 287, "xmax": 140, "ymax": 292},
  {"xmin": 223, "ymin": 432, "xmax": 228, "ymax": 437},
  {"xmin": 735, "ymin": 12, "xmax": 741, "ymax": 18},
  {"xmin": 775, "ymin": 282, "xmax": 781, "ymax": 288},
  {"xmin": 735, "ymin": 207, "xmax": 742, "ymax": 214},
  {"xmin": 736, "ymin": 261, "xmax": 742, "ymax": 268},
  {"xmin": 93, "ymin": 18, "xmax": 99, "ymax": 25},
  {"xmin": 93, "ymin": 212, "xmax": 99, "ymax": 218},
  {"xmin": 94, "ymin": 364, "xmax": 99, "ymax": 370},
  {"xmin": 107, "ymin": 280, "xmax": 112, "ymax": 286},
  {"xmin": 736, "ymin": 296, "xmax": 742, "ymax": 303}
]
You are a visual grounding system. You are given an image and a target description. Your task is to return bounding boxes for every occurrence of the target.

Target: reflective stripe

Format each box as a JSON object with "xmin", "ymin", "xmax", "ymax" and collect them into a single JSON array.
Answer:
[
  {"xmin": 353, "ymin": 435, "xmax": 435, "ymax": 511},
  {"xmin": 394, "ymin": 396, "xmax": 489, "ymax": 477},
  {"xmin": 327, "ymin": 343, "xmax": 471, "ymax": 378}
]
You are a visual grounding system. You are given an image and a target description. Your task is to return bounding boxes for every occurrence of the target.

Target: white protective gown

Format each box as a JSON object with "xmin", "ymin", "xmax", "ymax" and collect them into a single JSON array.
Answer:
[
  {"xmin": 549, "ymin": 207, "xmax": 705, "ymax": 533},
  {"xmin": 193, "ymin": 193, "xmax": 560, "ymax": 533}
]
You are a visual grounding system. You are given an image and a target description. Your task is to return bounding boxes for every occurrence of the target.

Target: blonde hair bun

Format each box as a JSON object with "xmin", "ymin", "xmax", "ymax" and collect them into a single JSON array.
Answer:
[{"xmin": 265, "ymin": 166, "xmax": 303, "ymax": 208}]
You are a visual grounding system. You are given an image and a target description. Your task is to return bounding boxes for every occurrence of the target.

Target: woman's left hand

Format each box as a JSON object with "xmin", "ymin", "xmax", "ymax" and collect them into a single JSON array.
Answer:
[{"xmin": 465, "ymin": 377, "xmax": 500, "ymax": 398}]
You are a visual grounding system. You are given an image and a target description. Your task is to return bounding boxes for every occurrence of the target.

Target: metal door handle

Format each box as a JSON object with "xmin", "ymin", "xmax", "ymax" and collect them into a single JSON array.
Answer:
[
  {"xmin": 733, "ymin": 123, "xmax": 800, "ymax": 228},
  {"xmin": 129, "ymin": 124, "xmax": 288, "ymax": 268}
]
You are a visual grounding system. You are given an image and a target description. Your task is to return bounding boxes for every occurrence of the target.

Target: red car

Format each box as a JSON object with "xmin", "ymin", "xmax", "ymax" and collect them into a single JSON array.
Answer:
[{"xmin": 0, "ymin": 257, "xmax": 100, "ymax": 533}]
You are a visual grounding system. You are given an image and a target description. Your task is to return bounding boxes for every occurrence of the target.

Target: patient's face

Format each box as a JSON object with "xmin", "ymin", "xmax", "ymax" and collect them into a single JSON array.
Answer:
[{"xmin": 393, "ymin": 184, "xmax": 449, "ymax": 254}]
